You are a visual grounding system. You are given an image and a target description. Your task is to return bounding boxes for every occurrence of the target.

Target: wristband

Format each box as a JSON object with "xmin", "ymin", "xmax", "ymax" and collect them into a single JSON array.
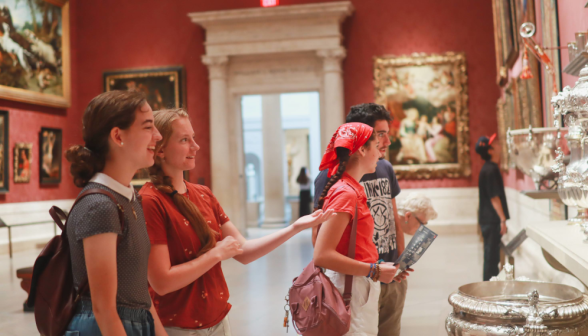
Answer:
[{"xmin": 366, "ymin": 263, "xmax": 374, "ymax": 278}]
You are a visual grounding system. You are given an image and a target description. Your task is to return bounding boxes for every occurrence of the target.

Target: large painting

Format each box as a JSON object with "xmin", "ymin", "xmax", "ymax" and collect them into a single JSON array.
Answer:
[
  {"xmin": 374, "ymin": 52, "xmax": 471, "ymax": 180},
  {"xmin": 0, "ymin": 0, "xmax": 70, "ymax": 107},
  {"xmin": 0, "ymin": 111, "xmax": 7, "ymax": 192},
  {"xmin": 492, "ymin": 0, "xmax": 519, "ymax": 86},
  {"xmin": 40, "ymin": 127, "xmax": 61, "ymax": 184},
  {"xmin": 104, "ymin": 66, "xmax": 186, "ymax": 186}
]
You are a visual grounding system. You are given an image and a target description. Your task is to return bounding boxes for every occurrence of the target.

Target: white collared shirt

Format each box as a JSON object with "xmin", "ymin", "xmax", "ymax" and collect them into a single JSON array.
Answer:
[{"xmin": 89, "ymin": 172, "xmax": 135, "ymax": 201}]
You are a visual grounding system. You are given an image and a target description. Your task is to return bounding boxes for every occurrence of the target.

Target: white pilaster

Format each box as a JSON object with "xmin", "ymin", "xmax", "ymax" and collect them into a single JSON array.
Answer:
[
  {"xmin": 202, "ymin": 55, "xmax": 236, "ymax": 221},
  {"xmin": 261, "ymin": 94, "xmax": 286, "ymax": 227},
  {"xmin": 317, "ymin": 48, "xmax": 346, "ymax": 151}
]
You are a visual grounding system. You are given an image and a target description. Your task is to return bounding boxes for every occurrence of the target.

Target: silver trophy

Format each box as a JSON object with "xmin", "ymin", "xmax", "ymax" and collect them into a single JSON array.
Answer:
[{"xmin": 552, "ymin": 65, "xmax": 588, "ymax": 238}]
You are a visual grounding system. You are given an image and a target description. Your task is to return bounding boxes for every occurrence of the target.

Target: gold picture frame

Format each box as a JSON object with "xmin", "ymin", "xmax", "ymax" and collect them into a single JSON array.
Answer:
[
  {"xmin": 374, "ymin": 52, "xmax": 471, "ymax": 180},
  {"xmin": 497, "ymin": 81, "xmax": 516, "ymax": 171},
  {"xmin": 492, "ymin": 0, "xmax": 519, "ymax": 86},
  {"xmin": 14, "ymin": 143, "xmax": 33, "ymax": 183},
  {"xmin": 0, "ymin": 0, "xmax": 71, "ymax": 108}
]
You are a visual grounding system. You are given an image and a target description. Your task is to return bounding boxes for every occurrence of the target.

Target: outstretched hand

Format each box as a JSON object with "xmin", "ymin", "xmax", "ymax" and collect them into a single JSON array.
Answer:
[{"xmin": 292, "ymin": 209, "xmax": 336, "ymax": 231}]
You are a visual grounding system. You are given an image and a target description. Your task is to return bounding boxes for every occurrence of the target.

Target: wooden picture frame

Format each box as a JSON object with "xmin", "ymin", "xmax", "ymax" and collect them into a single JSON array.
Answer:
[
  {"xmin": 40, "ymin": 127, "xmax": 62, "ymax": 184},
  {"xmin": 0, "ymin": 0, "xmax": 71, "ymax": 108},
  {"xmin": 374, "ymin": 52, "xmax": 471, "ymax": 180},
  {"xmin": 104, "ymin": 66, "xmax": 187, "ymax": 186},
  {"xmin": 0, "ymin": 111, "xmax": 8, "ymax": 192},
  {"xmin": 14, "ymin": 143, "xmax": 33, "ymax": 183}
]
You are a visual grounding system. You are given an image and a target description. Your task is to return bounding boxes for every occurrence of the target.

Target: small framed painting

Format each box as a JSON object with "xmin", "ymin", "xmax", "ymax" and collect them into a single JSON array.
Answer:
[
  {"xmin": 0, "ymin": 111, "xmax": 8, "ymax": 192},
  {"xmin": 14, "ymin": 143, "xmax": 33, "ymax": 183},
  {"xmin": 40, "ymin": 127, "xmax": 62, "ymax": 184}
]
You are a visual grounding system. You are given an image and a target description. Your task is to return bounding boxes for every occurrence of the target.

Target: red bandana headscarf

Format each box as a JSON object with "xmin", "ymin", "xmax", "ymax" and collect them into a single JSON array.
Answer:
[{"xmin": 319, "ymin": 122, "xmax": 374, "ymax": 177}]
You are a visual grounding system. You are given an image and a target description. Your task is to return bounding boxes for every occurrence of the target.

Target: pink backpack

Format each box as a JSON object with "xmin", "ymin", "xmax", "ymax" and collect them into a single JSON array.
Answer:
[{"xmin": 288, "ymin": 205, "xmax": 358, "ymax": 335}]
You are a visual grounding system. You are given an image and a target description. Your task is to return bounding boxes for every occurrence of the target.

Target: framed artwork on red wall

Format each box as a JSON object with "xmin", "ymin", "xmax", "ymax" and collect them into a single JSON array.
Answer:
[
  {"xmin": 0, "ymin": 0, "xmax": 71, "ymax": 108},
  {"xmin": 491, "ymin": 0, "xmax": 519, "ymax": 86},
  {"xmin": 374, "ymin": 52, "xmax": 470, "ymax": 180},
  {"xmin": 103, "ymin": 66, "xmax": 187, "ymax": 186},
  {"xmin": 14, "ymin": 143, "xmax": 32, "ymax": 183},
  {"xmin": 0, "ymin": 111, "xmax": 8, "ymax": 192},
  {"xmin": 40, "ymin": 127, "xmax": 61, "ymax": 184}
]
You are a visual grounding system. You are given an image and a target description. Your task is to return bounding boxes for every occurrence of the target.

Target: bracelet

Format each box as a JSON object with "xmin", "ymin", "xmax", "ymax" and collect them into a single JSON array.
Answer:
[
  {"xmin": 370, "ymin": 263, "xmax": 381, "ymax": 282},
  {"xmin": 366, "ymin": 263, "xmax": 374, "ymax": 278}
]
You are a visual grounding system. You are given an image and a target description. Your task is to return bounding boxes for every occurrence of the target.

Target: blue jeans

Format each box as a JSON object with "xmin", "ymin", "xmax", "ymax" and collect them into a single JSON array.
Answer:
[{"xmin": 65, "ymin": 299, "xmax": 155, "ymax": 336}]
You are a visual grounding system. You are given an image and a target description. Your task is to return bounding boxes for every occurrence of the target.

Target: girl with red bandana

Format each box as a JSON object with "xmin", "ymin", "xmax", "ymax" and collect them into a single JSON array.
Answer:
[{"xmin": 314, "ymin": 123, "xmax": 410, "ymax": 336}]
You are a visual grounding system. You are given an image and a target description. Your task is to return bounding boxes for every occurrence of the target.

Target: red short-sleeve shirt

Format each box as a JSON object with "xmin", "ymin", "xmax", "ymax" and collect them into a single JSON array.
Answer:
[
  {"xmin": 322, "ymin": 173, "xmax": 379, "ymax": 263},
  {"xmin": 140, "ymin": 181, "xmax": 231, "ymax": 329}
]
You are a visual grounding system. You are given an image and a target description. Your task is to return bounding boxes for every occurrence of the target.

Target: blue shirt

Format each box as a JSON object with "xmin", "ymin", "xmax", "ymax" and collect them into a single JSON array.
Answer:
[{"xmin": 313, "ymin": 159, "xmax": 401, "ymax": 263}]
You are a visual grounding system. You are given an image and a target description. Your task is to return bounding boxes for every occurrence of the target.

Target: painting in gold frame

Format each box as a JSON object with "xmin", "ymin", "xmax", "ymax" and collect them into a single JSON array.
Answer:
[
  {"xmin": 14, "ymin": 142, "xmax": 32, "ymax": 183},
  {"xmin": 0, "ymin": 0, "xmax": 71, "ymax": 108},
  {"xmin": 374, "ymin": 52, "xmax": 471, "ymax": 180},
  {"xmin": 492, "ymin": 0, "xmax": 519, "ymax": 86},
  {"xmin": 540, "ymin": 0, "xmax": 562, "ymax": 127},
  {"xmin": 104, "ymin": 66, "xmax": 186, "ymax": 186},
  {"xmin": 496, "ymin": 81, "xmax": 516, "ymax": 171}
]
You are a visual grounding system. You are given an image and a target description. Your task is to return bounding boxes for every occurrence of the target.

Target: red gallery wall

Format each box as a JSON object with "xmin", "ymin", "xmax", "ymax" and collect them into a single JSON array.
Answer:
[
  {"xmin": 2, "ymin": 0, "xmax": 500, "ymax": 203},
  {"xmin": 0, "ymin": 0, "xmax": 81, "ymax": 203}
]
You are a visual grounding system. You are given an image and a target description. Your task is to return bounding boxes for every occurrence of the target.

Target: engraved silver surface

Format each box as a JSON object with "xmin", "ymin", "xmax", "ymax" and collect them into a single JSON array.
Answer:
[
  {"xmin": 507, "ymin": 126, "xmax": 562, "ymax": 190},
  {"xmin": 446, "ymin": 281, "xmax": 588, "ymax": 336}
]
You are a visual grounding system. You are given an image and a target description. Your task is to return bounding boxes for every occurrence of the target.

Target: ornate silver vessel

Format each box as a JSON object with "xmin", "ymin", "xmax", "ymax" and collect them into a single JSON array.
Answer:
[
  {"xmin": 552, "ymin": 65, "xmax": 588, "ymax": 231},
  {"xmin": 446, "ymin": 281, "xmax": 588, "ymax": 335},
  {"xmin": 507, "ymin": 126, "xmax": 562, "ymax": 190}
]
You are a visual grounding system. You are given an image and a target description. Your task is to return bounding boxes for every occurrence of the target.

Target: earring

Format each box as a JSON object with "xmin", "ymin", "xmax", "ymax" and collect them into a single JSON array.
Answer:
[{"xmin": 120, "ymin": 142, "xmax": 124, "ymax": 146}]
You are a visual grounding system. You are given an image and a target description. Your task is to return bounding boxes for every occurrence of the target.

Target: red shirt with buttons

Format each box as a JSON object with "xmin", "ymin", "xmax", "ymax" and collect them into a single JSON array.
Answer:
[
  {"xmin": 322, "ymin": 172, "xmax": 379, "ymax": 263},
  {"xmin": 140, "ymin": 181, "xmax": 231, "ymax": 329}
]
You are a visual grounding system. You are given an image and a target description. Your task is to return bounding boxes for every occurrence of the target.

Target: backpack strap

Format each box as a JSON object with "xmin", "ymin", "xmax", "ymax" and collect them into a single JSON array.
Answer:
[
  {"xmin": 343, "ymin": 203, "xmax": 358, "ymax": 307},
  {"xmin": 51, "ymin": 188, "xmax": 126, "ymax": 302}
]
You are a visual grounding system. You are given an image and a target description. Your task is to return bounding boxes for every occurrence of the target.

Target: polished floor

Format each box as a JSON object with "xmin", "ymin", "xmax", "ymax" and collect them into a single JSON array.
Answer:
[{"xmin": 0, "ymin": 229, "xmax": 483, "ymax": 336}]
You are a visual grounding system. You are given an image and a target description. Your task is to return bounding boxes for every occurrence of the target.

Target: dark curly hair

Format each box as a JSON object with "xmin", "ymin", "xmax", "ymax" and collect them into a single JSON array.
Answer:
[
  {"xmin": 345, "ymin": 103, "xmax": 392, "ymax": 127},
  {"xmin": 66, "ymin": 90, "xmax": 147, "ymax": 188}
]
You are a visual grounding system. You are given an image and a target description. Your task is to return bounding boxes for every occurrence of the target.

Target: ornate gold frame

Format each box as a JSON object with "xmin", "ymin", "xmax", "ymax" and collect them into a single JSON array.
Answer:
[
  {"xmin": 0, "ymin": 0, "xmax": 71, "ymax": 108},
  {"xmin": 492, "ymin": 0, "xmax": 519, "ymax": 86},
  {"xmin": 374, "ymin": 52, "xmax": 471, "ymax": 180}
]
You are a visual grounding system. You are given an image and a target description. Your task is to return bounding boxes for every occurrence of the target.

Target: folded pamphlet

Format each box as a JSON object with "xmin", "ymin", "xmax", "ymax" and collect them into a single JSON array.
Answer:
[{"xmin": 394, "ymin": 224, "xmax": 438, "ymax": 274}]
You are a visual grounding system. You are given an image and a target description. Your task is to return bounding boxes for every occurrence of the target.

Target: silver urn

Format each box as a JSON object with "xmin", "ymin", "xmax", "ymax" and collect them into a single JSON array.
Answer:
[
  {"xmin": 446, "ymin": 281, "xmax": 588, "ymax": 335},
  {"xmin": 552, "ymin": 65, "xmax": 588, "ymax": 231}
]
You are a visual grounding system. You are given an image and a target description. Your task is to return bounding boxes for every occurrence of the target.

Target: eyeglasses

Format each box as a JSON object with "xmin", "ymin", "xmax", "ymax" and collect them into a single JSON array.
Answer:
[{"xmin": 414, "ymin": 215, "xmax": 426, "ymax": 226}]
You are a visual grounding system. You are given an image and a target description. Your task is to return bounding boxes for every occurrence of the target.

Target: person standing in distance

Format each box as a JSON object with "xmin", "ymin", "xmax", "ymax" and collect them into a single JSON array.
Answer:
[{"xmin": 475, "ymin": 134, "xmax": 509, "ymax": 281}]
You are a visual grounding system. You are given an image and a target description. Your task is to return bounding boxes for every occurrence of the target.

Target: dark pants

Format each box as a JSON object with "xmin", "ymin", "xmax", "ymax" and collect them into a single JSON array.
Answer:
[
  {"xmin": 299, "ymin": 189, "xmax": 311, "ymax": 217},
  {"xmin": 480, "ymin": 223, "xmax": 501, "ymax": 281}
]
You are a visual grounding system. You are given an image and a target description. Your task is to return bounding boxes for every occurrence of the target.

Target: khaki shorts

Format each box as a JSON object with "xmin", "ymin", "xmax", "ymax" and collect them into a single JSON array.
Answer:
[
  {"xmin": 165, "ymin": 316, "xmax": 231, "ymax": 336},
  {"xmin": 325, "ymin": 269, "xmax": 381, "ymax": 336}
]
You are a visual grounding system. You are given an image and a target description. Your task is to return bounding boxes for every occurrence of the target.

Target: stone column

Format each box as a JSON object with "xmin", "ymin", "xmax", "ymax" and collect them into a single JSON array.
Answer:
[
  {"xmin": 317, "ymin": 48, "xmax": 347, "ymax": 151},
  {"xmin": 202, "ymin": 56, "xmax": 235, "ymax": 218},
  {"xmin": 261, "ymin": 94, "xmax": 286, "ymax": 227}
]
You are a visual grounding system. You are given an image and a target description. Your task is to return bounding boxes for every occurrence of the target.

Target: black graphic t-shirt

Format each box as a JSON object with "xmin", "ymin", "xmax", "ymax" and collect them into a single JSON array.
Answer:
[{"xmin": 314, "ymin": 159, "xmax": 401, "ymax": 262}]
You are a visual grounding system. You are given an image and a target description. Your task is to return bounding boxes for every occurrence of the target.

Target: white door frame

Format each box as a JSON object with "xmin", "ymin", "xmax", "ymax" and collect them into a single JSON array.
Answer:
[{"xmin": 190, "ymin": 2, "xmax": 353, "ymax": 233}]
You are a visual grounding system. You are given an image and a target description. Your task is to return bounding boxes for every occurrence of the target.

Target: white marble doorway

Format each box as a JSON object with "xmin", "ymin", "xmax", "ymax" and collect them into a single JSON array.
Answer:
[{"xmin": 189, "ymin": 2, "xmax": 354, "ymax": 233}]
